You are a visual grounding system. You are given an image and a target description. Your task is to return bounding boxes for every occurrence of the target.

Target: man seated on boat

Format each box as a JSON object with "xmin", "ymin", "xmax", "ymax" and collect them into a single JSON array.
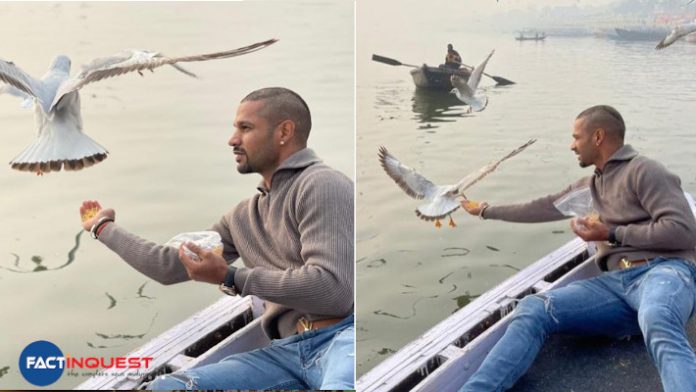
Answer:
[
  {"xmin": 459, "ymin": 104, "xmax": 696, "ymax": 392},
  {"xmin": 444, "ymin": 43, "xmax": 462, "ymax": 69},
  {"xmin": 78, "ymin": 87, "xmax": 354, "ymax": 390}
]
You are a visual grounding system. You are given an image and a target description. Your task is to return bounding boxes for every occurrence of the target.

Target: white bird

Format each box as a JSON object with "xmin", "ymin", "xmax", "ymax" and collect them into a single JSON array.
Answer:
[
  {"xmin": 0, "ymin": 38, "xmax": 277, "ymax": 175},
  {"xmin": 450, "ymin": 49, "xmax": 495, "ymax": 112},
  {"xmin": 656, "ymin": 23, "xmax": 696, "ymax": 49},
  {"xmin": 378, "ymin": 139, "xmax": 536, "ymax": 228}
]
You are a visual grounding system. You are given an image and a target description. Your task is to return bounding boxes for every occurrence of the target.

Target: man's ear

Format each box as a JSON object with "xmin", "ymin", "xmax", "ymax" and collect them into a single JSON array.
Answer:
[
  {"xmin": 594, "ymin": 128, "xmax": 605, "ymax": 146},
  {"xmin": 277, "ymin": 120, "xmax": 296, "ymax": 144}
]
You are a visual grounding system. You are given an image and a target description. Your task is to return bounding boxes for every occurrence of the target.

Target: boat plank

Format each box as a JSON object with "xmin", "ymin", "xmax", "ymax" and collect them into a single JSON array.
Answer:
[
  {"xmin": 412, "ymin": 258, "xmax": 598, "ymax": 392},
  {"xmin": 357, "ymin": 238, "xmax": 588, "ymax": 392},
  {"xmin": 76, "ymin": 295, "xmax": 257, "ymax": 390}
]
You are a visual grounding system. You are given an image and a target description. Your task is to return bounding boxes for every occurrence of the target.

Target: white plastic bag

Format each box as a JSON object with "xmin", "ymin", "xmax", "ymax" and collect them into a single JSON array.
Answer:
[
  {"xmin": 164, "ymin": 231, "xmax": 223, "ymax": 261},
  {"xmin": 553, "ymin": 186, "xmax": 593, "ymax": 218}
]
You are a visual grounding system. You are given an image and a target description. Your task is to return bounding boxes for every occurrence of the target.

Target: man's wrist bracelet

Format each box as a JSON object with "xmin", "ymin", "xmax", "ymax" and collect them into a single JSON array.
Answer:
[
  {"xmin": 478, "ymin": 203, "xmax": 490, "ymax": 220},
  {"xmin": 608, "ymin": 226, "xmax": 619, "ymax": 246},
  {"xmin": 90, "ymin": 217, "xmax": 115, "ymax": 240}
]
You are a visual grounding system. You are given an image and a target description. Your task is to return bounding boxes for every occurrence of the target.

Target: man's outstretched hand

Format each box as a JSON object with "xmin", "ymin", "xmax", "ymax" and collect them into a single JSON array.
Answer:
[
  {"xmin": 79, "ymin": 200, "xmax": 115, "ymax": 231},
  {"xmin": 178, "ymin": 242, "xmax": 229, "ymax": 284}
]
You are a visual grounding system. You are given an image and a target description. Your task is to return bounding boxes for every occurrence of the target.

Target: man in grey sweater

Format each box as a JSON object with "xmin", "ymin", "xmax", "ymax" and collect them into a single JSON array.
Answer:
[
  {"xmin": 458, "ymin": 105, "xmax": 696, "ymax": 392},
  {"xmin": 79, "ymin": 87, "xmax": 354, "ymax": 390}
]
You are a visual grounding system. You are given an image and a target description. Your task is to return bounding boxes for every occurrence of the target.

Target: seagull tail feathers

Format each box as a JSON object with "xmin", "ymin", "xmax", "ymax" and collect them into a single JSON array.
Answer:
[
  {"xmin": 9, "ymin": 122, "xmax": 108, "ymax": 174},
  {"xmin": 169, "ymin": 63, "xmax": 197, "ymax": 78}
]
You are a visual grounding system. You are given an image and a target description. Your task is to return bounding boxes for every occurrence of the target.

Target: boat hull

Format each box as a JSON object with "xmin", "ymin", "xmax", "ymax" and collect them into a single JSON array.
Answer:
[
  {"xmin": 614, "ymin": 27, "xmax": 670, "ymax": 41},
  {"xmin": 409, "ymin": 65, "xmax": 471, "ymax": 91},
  {"xmin": 515, "ymin": 36, "xmax": 546, "ymax": 41}
]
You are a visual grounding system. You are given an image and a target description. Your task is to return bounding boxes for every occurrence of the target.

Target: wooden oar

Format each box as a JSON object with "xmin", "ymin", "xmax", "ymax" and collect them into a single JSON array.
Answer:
[{"xmin": 371, "ymin": 54, "xmax": 515, "ymax": 86}]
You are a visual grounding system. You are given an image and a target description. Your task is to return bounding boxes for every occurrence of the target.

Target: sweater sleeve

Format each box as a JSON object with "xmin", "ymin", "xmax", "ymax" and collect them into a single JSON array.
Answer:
[
  {"xmin": 98, "ymin": 223, "xmax": 191, "ymax": 285},
  {"xmin": 615, "ymin": 160, "xmax": 696, "ymax": 250},
  {"xmin": 483, "ymin": 177, "xmax": 590, "ymax": 223},
  {"xmin": 99, "ymin": 218, "xmax": 240, "ymax": 285},
  {"xmin": 209, "ymin": 213, "xmax": 241, "ymax": 262},
  {"xmin": 232, "ymin": 170, "xmax": 354, "ymax": 316}
]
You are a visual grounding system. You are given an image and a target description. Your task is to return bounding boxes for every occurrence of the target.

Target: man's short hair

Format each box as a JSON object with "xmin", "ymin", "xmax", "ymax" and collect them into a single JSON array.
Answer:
[
  {"xmin": 241, "ymin": 87, "xmax": 312, "ymax": 142},
  {"xmin": 576, "ymin": 105, "xmax": 625, "ymax": 141}
]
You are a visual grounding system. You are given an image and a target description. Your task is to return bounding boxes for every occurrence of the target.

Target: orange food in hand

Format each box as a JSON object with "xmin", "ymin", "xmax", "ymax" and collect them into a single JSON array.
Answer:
[
  {"xmin": 463, "ymin": 200, "xmax": 481, "ymax": 210},
  {"xmin": 81, "ymin": 207, "xmax": 100, "ymax": 222},
  {"xmin": 585, "ymin": 212, "xmax": 600, "ymax": 224}
]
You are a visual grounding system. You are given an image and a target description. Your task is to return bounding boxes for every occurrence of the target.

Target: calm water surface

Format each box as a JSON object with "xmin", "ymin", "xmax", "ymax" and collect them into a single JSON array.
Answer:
[
  {"xmin": 0, "ymin": 2, "xmax": 353, "ymax": 388},
  {"xmin": 357, "ymin": 5, "xmax": 696, "ymax": 376}
]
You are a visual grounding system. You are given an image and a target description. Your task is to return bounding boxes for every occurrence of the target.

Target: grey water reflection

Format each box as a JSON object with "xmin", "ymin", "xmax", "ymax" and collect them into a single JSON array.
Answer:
[
  {"xmin": 2, "ymin": 231, "xmax": 84, "ymax": 273},
  {"xmin": 87, "ymin": 313, "xmax": 159, "ymax": 349},
  {"xmin": 453, "ymin": 291, "xmax": 481, "ymax": 311},
  {"xmin": 411, "ymin": 88, "xmax": 469, "ymax": 125}
]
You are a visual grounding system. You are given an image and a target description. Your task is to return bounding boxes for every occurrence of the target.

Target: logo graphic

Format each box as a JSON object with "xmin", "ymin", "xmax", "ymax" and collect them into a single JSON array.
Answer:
[
  {"xmin": 19, "ymin": 340, "xmax": 154, "ymax": 386},
  {"xmin": 19, "ymin": 340, "xmax": 65, "ymax": 387}
]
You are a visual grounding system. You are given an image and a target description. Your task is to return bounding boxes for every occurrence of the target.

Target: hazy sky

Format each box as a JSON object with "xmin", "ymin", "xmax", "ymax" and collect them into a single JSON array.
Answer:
[
  {"xmin": 361, "ymin": 0, "xmax": 619, "ymax": 22},
  {"xmin": 498, "ymin": 0, "xmax": 614, "ymax": 6},
  {"xmin": 469, "ymin": 0, "xmax": 615, "ymax": 14}
]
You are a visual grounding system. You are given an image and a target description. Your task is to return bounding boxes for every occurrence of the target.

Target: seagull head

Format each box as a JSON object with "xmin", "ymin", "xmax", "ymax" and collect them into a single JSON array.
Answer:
[{"xmin": 49, "ymin": 55, "xmax": 71, "ymax": 73}]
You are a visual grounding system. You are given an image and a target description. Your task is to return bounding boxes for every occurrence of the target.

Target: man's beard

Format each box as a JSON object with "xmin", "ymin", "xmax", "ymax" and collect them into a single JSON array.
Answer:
[{"xmin": 236, "ymin": 162, "xmax": 254, "ymax": 174}]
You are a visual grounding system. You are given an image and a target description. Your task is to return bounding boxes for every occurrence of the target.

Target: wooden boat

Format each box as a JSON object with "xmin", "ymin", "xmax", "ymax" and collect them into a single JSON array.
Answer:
[
  {"xmin": 77, "ymin": 295, "xmax": 268, "ymax": 389},
  {"xmin": 515, "ymin": 33, "xmax": 546, "ymax": 41},
  {"xmin": 614, "ymin": 27, "xmax": 671, "ymax": 41},
  {"xmin": 357, "ymin": 194, "xmax": 696, "ymax": 392},
  {"xmin": 409, "ymin": 65, "xmax": 471, "ymax": 91}
]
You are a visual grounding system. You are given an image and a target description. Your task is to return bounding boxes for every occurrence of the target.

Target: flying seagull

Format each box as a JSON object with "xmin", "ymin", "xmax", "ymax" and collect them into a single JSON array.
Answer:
[
  {"xmin": 378, "ymin": 139, "xmax": 536, "ymax": 228},
  {"xmin": 0, "ymin": 38, "xmax": 277, "ymax": 175},
  {"xmin": 450, "ymin": 49, "xmax": 494, "ymax": 112},
  {"xmin": 656, "ymin": 23, "xmax": 696, "ymax": 49}
]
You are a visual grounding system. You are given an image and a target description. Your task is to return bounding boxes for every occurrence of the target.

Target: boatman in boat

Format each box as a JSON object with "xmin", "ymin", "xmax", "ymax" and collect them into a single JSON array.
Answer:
[
  {"xmin": 445, "ymin": 43, "xmax": 462, "ymax": 69},
  {"xmin": 460, "ymin": 105, "xmax": 696, "ymax": 392},
  {"xmin": 78, "ymin": 87, "xmax": 354, "ymax": 390}
]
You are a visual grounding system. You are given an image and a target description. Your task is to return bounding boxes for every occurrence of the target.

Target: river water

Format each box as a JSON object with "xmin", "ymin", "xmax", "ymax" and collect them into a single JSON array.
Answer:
[
  {"xmin": 356, "ymin": 2, "xmax": 696, "ymax": 377},
  {"xmin": 0, "ymin": 2, "xmax": 353, "ymax": 388}
]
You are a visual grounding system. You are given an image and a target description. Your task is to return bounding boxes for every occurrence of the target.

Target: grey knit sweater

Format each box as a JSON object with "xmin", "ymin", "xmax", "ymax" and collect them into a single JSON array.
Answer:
[
  {"xmin": 98, "ymin": 148, "xmax": 354, "ymax": 339},
  {"xmin": 483, "ymin": 145, "xmax": 696, "ymax": 271}
]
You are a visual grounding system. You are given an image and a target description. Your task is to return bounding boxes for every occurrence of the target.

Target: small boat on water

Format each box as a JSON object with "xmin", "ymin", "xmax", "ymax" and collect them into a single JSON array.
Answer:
[
  {"xmin": 515, "ymin": 31, "xmax": 546, "ymax": 41},
  {"xmin": 77, "ymin": 295, "xmax": 268, "ymax": 389},
  {"xmin": 357, "ymin": 195, "xmax": 696, "ymax": 392},
  {"xmin": 409, "ymin": 65, "xmax": 471, "ymax": 91}
]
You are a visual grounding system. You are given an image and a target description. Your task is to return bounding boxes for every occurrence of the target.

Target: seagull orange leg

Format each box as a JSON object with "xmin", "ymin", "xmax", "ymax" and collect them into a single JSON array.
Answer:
[
  {"xmin": 435, "ymin": 219, "xmax": 442, "ymax": 228},
  {"xmin": 448, "ymin": 215, "xmax": 456, "ymax": 227}
]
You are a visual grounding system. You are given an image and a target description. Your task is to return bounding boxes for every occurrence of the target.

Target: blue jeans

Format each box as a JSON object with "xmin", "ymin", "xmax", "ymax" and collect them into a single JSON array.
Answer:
[
  {"xmin": 148, "ymin": 314, "xmax": 354, "ymax": 390},
  {"xmin": 460, "ymin": 258, "xmax": 696, "ymax": 392}
]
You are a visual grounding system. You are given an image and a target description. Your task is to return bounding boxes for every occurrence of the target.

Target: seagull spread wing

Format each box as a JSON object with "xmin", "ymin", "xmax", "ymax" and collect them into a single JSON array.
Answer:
[
  {"xmin": 453, "ymin": 138, "xmax": 536, "ymax": 194},
  {"xmin": 50, "ymin": 38, "xmax": 278, "ymax": 111},
  {"xmin": 378, "ymin": 146, "xmax": 439, "ymax": 200},
  {"xmin": 467, "ymin": 49, "xmax": 495, "ymax": 91},
  {"xmin": 656, "ymin": 23, "xmax": 696, "ymax": 49},
  {"xmin": 0, "ymin": 59, "xmax": 41, "ymax": 101},
  {"xmin": 451, "ymin": 74, "xmax": 474, "ymax": 98}
]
